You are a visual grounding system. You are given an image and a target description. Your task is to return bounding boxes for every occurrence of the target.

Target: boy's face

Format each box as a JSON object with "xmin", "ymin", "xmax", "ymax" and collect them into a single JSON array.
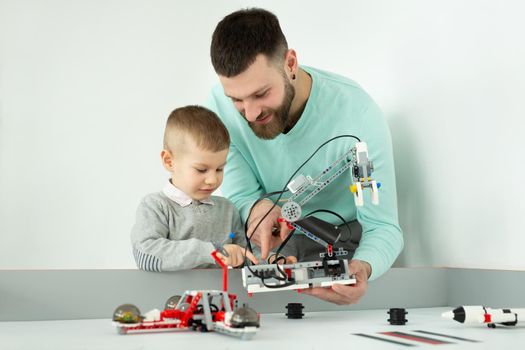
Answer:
[{"xmin": 161, "ymin": 137, "xmax": 228, "ymax": 201}]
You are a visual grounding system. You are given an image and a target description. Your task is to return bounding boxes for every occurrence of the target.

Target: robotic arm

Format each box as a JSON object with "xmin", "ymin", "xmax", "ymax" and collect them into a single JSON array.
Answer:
[
  {"xmin": 281, "ymin": 142, "xmax": 379, "ymax": 223},
  {"xmin": 280, "ymin": 141, "xmax": 380, "ymax": 254}
]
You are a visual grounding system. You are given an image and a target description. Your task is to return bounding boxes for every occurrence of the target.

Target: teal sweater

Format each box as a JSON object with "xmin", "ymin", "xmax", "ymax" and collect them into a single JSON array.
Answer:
[{"xmin": 207, "ymin": 66, "xmax": 403, "ymax": 280}]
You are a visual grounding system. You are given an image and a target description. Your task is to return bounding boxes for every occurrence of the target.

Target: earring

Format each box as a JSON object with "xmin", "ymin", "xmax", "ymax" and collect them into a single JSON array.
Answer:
[{"xmin": 292, "ymin": 73, "xmax": 296, "ymax": 80}]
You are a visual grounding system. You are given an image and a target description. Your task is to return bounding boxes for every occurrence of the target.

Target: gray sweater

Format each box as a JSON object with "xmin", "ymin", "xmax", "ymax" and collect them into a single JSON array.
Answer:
[{"xmin": 130, "ymin": 192, "xmax": 245, "ymax": 272}]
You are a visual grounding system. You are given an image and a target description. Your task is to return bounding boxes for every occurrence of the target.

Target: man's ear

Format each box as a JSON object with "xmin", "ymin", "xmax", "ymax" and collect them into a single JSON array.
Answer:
[
  {"xmin": 160, "ymin": 149, "xmax": 174, "ymax": 171},
  {"xmin": 284, "ymin": 49, "xmax": 298, "ymax": 78}
]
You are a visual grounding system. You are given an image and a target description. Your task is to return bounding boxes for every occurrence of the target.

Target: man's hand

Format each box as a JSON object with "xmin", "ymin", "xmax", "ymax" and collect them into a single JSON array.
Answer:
[
  {"xmin": 216, "ymin": 244, "xmax": 259, "ymax": 267},
  {"xmin": 301, "ymin": 260, "xmax": 371, "ymax": 305},
  {"xmin": 247, "ymin": 200, "xmax": 292, "ymax": 260}
]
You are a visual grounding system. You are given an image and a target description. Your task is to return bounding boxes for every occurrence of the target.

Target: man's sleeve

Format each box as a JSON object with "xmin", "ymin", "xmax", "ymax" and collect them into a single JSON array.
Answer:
[
  {"xmin": 130, "ymin": 196, "xmax": 216, "ymax": 272},
  {"xmin": 351, "ymin": 101, "xmax": 404, "ymax": 280},
  {"xmin": 221, "ymin": 142, "xmax": 266, "ymax": 222}
]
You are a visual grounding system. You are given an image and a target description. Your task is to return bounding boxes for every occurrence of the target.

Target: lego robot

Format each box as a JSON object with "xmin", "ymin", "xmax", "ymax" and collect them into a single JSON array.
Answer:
[{"xmin": 242, "ymin": 141, "xmax": 379, "ymax": 294}]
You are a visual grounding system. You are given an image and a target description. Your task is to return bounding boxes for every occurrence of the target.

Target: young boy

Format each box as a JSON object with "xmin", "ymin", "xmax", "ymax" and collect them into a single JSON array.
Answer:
[{"xmin": 131, "ymin": 105, "xmax": 258, "ymax": 271}]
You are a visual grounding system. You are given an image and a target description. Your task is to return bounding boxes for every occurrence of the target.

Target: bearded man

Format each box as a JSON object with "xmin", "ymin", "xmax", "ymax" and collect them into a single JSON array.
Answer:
[{"xmin": 206, "ymin": 8, "xmax": 403, "ymax": 305}]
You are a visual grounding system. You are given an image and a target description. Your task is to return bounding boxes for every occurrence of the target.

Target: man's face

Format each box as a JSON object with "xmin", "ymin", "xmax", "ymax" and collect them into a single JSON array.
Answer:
[{"xmin": 219, "ymin": 54, "xmax": 296, "ymax": 140}]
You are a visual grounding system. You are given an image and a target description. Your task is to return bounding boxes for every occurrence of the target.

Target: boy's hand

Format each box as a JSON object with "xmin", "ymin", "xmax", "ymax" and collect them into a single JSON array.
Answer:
[{"xmin": 216, "ymin": 244, "xmax": 259, "ymax": 267}]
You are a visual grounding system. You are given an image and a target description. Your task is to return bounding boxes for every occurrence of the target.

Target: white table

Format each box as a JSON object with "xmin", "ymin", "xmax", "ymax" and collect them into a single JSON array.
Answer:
[{"xmin": 2, "ymin": 307, "xmax": 524, "ymax": 349}]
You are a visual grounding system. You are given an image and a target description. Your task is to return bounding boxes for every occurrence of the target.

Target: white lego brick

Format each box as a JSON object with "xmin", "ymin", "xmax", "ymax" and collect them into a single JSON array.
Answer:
[
  {"xmin": 287, "ymin": 175, "xmax": 308, "ymax": 193},
  {"xmin": 293, "ymin": 268, "xmax": 308, "ymax": 281}
]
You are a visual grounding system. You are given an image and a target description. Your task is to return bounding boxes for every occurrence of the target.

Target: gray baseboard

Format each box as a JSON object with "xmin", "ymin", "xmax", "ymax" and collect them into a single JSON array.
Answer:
[
  {"xmin": 445, "ymin": 268, "xmax": 525, "ymax": 308},
  {"xmin": 0, "ymin": 267, "xmax": 522, "ymax": 321}
]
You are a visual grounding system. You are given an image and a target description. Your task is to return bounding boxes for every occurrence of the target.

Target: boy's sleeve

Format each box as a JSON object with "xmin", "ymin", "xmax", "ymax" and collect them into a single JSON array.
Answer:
[{"xmin": 130, "ymin": 196, "xmax": 216, "ymax": 272}]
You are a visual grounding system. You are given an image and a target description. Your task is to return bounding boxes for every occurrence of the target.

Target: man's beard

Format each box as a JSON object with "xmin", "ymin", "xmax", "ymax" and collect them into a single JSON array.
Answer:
[{"xmin": 247, "ymin": 79, "xmax": 296, "ymax": 140}]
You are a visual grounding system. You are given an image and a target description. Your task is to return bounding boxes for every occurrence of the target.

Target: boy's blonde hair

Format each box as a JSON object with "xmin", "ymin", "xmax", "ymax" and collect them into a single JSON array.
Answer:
[{"xmin": 164, "ymin": 105, "xmax": 230, "ymax": 153}]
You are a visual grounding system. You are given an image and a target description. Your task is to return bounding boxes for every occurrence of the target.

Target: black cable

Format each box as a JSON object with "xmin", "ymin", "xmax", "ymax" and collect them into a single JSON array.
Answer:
[
  {"xmin": 243, "ymin": 134, "xmax": 361, "ymax": 266},
  {"xmin": 259, "ymin": 135, "xmax": 361, "ymax": 258},
  {"xmin": 241, "ymin": 135, "xmax": 361, "ymax": 285}
]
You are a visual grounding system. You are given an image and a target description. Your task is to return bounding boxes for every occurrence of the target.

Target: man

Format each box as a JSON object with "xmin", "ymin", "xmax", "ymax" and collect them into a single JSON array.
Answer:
[{"xmin": 206, "ymin": 8, "xmax": 403, "ymax": 305}]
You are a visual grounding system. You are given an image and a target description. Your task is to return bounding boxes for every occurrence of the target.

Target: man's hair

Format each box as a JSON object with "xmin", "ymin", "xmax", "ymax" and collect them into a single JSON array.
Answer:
[
  {"xmin": 210, "ymin": 8, "xmax": 288, "ymax": 77},
  {"xmin": 163, "ymin": 105, "xmax": 230, "ymax": 153}
]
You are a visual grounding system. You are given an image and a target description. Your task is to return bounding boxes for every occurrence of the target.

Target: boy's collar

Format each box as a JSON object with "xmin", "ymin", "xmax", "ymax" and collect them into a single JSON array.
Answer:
[{"xmin": 162, "ymin": 181, "xmax": 214, "ymax": 207}]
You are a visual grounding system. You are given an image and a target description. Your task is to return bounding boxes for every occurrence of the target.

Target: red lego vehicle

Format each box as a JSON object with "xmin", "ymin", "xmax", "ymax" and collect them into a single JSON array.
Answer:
[{"xmin": 112, "ymin": 250, "xmax": 259, "ymax": 340}]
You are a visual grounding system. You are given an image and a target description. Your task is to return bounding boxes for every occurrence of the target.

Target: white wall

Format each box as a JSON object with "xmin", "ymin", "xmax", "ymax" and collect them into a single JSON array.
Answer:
[{"xmin": 1, "ymin": 0, "xmax": 524, "ymax": 270}]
